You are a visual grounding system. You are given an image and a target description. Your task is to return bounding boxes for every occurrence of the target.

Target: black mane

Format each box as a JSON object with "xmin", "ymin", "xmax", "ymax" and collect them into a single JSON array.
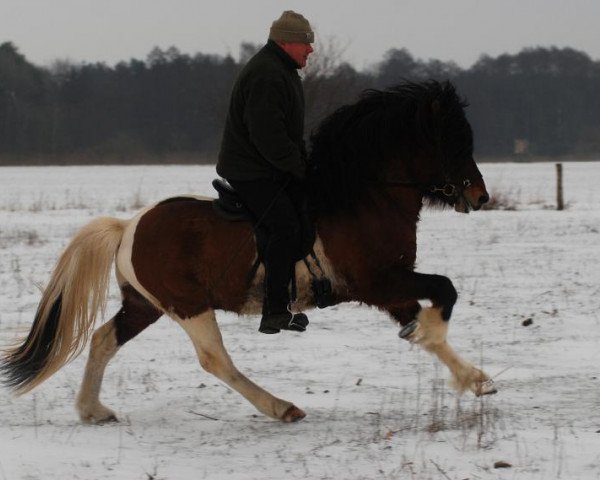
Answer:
[{"xmin": 307, "ymin": 80, "xmax": 472, "ymax": 214}]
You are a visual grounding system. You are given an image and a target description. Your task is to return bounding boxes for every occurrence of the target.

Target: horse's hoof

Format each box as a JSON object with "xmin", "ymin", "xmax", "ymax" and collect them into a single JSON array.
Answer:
[
  {"xmin": 282, "ymin": 405, "xmax": 306, "ymax": 423},
  {"xmin": 475, "ymin": 379, "xmax": 498, "ymax": 397},
  {"xmin": 94, "ymin": 414, "xmax": 119, "ymax": 425},
  {"xmin": 100, "ymin": 414, "xmax": 119, "ymax": 424},
  {"xmin": 80, "ymin": 412, "xmax": 119, "ymax": 425},
  {"xmin": 399, "ymin": 319, "xmax": 418, "ymax": 339}
]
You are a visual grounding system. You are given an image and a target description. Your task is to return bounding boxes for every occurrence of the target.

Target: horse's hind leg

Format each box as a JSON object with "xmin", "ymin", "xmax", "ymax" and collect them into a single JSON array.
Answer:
[
  {"xmin": 176, "ymin": 310, "xmax": 306, "ymax": 422},
  {"xmin": 76, "ymin": 318, "xmax": 120, "ymax": 424},
  {"xmin": 76, "ymin": 284, "xmax": 162, "ymax": 424}
]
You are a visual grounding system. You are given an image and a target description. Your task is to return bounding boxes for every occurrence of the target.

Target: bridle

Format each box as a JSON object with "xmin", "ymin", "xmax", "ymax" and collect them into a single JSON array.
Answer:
[
  {"xmin": 429, "ymin": 178, "xmax": 472, "ymax": 197},
  {"xmin": 382, "ymin": 174, "xmax": 473, "ymax": 202}
]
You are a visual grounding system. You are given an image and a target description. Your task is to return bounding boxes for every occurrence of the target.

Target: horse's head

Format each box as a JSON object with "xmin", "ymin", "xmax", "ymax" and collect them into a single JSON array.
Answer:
[
  {"xmin": 424, "ymin": 145, "xmax": 490, "ymax": 213},
  {"xmin": 413, "ymin": 81, "xmax": 489, "ymax": 213},
  {"xmin": 441, "ymin": 158, "xmax": 490, "ymax": 213},
  {"xmin": 307, "ymin": 80, "xmax": 489, "ymax": 215}
]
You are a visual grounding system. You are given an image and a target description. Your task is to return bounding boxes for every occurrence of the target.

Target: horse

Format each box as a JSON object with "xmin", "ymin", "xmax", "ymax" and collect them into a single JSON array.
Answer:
[{"xmin": 1, "ymin": 80, "xmax": 496, "ymax": 425}]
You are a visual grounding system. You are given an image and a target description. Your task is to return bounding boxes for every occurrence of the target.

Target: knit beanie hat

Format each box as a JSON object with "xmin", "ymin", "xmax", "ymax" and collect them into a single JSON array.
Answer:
[{"xmin": 269, "ymin": 10, "xmax": 314, "ymax": 44}]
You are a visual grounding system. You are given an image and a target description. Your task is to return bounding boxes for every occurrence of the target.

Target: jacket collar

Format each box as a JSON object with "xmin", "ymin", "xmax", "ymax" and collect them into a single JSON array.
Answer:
[{"xmin": 264, "ymin": 39, "xmax": 300, "ymax": 70}]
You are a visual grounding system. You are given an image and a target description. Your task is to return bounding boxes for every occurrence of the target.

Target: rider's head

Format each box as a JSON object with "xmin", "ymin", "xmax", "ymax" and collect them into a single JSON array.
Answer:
[{"xmin": 269, "ymin": 10, "xmax": 315, "ymax": 68}]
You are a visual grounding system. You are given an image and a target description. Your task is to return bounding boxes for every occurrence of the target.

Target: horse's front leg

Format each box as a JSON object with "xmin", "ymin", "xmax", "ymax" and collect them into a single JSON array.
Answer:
[
  {"xmin": 371, "ymin": 269, "xmax": 496, "ymax": 396},
  {"xmin": 369, "ymin": 269, "xmax": 457, "ymax": 320},
  {"xmin": 405, "ymin": 307, "xmax": 497, "ymax": 396},
  {"xmin": 175, "ymin": 310, "xmax": 306, "ymax": 422}
]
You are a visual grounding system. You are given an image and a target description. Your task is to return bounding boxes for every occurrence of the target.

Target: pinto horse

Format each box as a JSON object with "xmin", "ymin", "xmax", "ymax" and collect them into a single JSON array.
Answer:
[{"xmin": 1, "ymin": 80, "xmax": 496, "ymax": 424}]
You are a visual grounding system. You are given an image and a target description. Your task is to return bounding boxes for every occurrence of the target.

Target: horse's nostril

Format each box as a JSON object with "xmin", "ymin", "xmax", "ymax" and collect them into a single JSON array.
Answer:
[{"xmin": 479, "ymin": 193, "xmax": 490, "ymax": 205}]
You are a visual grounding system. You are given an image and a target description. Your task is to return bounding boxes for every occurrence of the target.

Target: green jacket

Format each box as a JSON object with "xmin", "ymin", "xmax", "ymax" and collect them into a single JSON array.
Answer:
[{"xmin": 217, "ymin": 40, "xmax": 307, "ymax": 181}]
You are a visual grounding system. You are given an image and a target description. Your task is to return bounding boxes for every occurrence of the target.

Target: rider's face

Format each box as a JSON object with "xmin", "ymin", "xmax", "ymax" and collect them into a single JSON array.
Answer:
[{"xmin": 280, "ymin": 42, "xmax": 314, "ymax": 68}]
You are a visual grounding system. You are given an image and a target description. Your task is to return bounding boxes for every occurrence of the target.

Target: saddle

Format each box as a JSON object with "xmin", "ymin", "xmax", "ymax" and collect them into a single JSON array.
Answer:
[{"xmin": 211, "ymin": 178, "xmax": 333, "ymax": 309}]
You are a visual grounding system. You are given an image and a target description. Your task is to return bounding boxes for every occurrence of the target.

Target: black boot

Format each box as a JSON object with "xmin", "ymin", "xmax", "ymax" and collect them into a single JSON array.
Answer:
[
  {"xmin": 259, "ymin": 310, "xmax": 309, "ymax": 334},
  {"xmin": 260, "ymin": 231, "xmax": 309, "ymax": 334}
]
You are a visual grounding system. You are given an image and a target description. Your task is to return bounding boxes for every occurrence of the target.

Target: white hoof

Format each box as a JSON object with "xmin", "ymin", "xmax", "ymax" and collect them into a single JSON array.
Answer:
[
  {"xmin": 77, "ymin": 403, "xmax": 118, "ymax": 424},
  {"xmin": 473, "ymin": 378, "xmax": 498, "ymax": 397}
]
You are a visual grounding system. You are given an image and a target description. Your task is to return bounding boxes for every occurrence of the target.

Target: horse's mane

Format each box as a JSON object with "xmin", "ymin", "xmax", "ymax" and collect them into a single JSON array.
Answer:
[{"xmin": 307, "ymin": 80, "xmax": 471, "ymax": 214}]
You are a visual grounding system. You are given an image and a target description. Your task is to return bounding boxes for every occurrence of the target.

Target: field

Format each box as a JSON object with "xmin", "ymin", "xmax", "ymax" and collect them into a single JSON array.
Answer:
[{"xmin": 0, "ymin": 162, "xmax": 599, "ymax": 479}]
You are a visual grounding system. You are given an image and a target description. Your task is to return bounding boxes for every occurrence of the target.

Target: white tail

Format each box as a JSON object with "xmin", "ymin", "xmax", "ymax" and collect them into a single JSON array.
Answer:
[{"xmin": 1, "ymin": 217, "xmax": 126, "ymax": 394}]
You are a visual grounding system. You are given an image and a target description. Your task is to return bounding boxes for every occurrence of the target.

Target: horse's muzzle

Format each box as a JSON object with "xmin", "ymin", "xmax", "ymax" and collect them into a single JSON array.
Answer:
[{"xmin": 455, "ymin": 185, "xmax": 489, "ymax": 213}]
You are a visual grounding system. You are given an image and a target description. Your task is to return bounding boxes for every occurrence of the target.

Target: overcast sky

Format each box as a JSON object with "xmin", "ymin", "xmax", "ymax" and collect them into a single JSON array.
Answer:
[{"xmin": 2, "ymin": 0, "xmax": 600, "ymax": 70}]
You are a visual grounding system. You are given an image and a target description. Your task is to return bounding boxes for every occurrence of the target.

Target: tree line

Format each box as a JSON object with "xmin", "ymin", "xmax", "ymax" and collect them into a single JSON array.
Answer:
[{"xmin": 1, "ymin": 40, "xmax": 600, "ymax": 164}]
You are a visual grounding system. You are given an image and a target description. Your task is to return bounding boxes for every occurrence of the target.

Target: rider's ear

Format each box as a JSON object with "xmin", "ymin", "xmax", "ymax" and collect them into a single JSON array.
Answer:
[{"xmin": 431, "ymin": 100, "xmax": 441, "ymax": 116}]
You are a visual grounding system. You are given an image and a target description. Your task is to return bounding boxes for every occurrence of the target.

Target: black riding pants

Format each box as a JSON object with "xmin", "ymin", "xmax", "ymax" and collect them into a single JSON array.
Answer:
[{"xmin": 228, "ymin": 177, "xmax": 304, "ymax": 314}]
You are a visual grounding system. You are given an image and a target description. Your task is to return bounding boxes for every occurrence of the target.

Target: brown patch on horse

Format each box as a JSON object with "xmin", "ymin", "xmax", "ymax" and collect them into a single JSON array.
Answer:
[
  {"xmin": 156, "ymin": 196, "xmax": 203, "ymax": 207},
  {"xmin": 386, "ymin": 301, "xmax": 422, "ymax": 327},
  {"xmin": 114, "ymin": 284, "xmax": 163, "ymax": 345},
  {"xmin": 317, "ymin": 188, "xmax": 422, "ymax": 306},
  {"xmin": 131, "ymin": 198, "xmax": 257, "ymax": 319}
]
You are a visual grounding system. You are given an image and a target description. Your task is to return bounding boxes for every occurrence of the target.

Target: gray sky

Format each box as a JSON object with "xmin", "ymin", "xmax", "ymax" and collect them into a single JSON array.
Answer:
[{"xmin": 2, "ymin": 0, "xmax": 600, "ymax": 70}]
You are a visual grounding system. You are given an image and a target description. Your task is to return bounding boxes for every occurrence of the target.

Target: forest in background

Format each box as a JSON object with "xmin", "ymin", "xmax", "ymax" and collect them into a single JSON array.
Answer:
[{"xmin": 1, "ymin": 40, "xmax": 600, "ymax": 165}]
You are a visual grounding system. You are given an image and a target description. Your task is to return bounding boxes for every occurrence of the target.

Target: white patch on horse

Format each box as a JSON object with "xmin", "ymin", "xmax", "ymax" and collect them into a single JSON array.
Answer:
[{"xmin": 116, "ymin": 204, "xmax": 164, "ymax": 312}]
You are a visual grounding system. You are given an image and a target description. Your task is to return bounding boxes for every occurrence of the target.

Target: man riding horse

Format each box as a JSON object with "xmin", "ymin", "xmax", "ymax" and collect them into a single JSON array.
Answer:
[{"xmin": 216, "ymin": 11, "xmax": 315, "ymax": 334}]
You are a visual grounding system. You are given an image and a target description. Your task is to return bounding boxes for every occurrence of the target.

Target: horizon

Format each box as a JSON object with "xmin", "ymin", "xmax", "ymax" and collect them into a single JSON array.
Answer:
[{"xmin": 3, "ymin": 39, "xmax": 598, "ymax": 72}]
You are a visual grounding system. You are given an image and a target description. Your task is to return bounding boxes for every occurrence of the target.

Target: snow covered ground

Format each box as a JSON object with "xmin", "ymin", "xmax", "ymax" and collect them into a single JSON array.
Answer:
[{"xmin": 0, "ymin": 161, "xmax": 599, "ymax": 480}]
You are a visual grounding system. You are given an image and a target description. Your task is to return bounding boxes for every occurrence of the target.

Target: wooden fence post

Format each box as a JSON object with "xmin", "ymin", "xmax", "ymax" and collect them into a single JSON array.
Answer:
[{"xmin": 556, "ymin": 163, "xmax": 564, "ymax": 211}]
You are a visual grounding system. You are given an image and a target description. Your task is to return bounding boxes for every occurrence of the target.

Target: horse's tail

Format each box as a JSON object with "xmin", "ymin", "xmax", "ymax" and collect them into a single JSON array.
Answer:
[{"xmin": 1, "ymin": 217, "xmax": 127, "ymax": 395}]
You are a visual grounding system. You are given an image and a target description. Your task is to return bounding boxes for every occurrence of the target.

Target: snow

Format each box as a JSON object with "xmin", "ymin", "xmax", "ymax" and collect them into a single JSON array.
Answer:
[{"xmin": 0, "ymin": 161, "xmax": 599, "ymax": 479}]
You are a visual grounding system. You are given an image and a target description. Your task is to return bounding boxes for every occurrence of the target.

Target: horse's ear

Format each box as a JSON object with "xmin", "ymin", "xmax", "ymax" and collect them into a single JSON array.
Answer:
[{"xmin": 431, "ymin": 100, "xmax": 441, "ymax": 116}]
